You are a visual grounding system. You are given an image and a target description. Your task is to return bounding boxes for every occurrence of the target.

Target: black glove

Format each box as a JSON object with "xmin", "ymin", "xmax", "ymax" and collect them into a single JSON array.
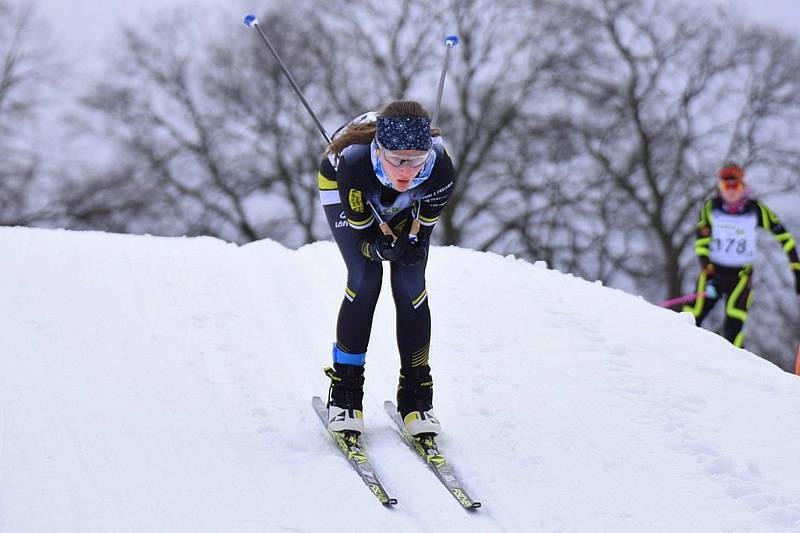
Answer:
[
  {"xmin": 399, "ymin": 235, "xmax": 428, "ymax": 266},
  {"xmin": 365, "ymin": 233, "xmax": 408, "ymax": 261}
]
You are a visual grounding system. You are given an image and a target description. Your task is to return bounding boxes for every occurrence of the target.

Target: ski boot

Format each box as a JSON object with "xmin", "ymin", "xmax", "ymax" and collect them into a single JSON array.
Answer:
[
  {"xmin": 324, "ymin": 362, "xmax": 365, "ymax": 435},
  {"xmin": 397, "ymin": 365, "xmax": 441, "ymax": 437}
]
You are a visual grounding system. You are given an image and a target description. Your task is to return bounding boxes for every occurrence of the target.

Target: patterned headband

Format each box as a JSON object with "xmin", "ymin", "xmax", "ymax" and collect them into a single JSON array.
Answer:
[{"xmin": 375, "ymin": 116, "xmax": 432, "ymax": 151}]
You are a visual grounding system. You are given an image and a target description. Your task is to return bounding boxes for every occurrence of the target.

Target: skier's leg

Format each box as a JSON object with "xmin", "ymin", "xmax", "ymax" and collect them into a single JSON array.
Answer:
[
  {"xmin": 722, "ymin": 268, "xmax": 753, "ymax": 348},
  {"xmin": 389, "ymin": 242, "xmax": 440, "ymax": 436},
  {"xmin": 322, "ymin": 201, "xmax": 382, "ymax": 432}
]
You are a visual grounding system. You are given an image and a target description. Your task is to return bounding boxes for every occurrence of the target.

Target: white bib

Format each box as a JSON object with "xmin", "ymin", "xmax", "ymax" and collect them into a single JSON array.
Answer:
[{"xmin": 709, "ymin": 210, "xmax": 758, "ymax": 267}]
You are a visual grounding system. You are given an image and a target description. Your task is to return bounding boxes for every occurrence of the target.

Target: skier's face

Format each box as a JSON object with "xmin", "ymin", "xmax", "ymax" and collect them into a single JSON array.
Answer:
[
  {"xmin": 378, "ymin": 147, "xmax": 430, "ymax": 192},
  {"xmin": 719, "ymin": 178, "xmax": 744, "ymax": 203}
]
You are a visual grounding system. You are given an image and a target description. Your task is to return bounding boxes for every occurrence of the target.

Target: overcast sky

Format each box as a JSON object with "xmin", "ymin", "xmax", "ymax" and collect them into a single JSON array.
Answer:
[
  {"xmin": 735, "ymin": 0, "xmax": 800, "ymax": 32},
  {"xmin": 33, "ymin": 0, "xmax": 261, "ymax": 56}
]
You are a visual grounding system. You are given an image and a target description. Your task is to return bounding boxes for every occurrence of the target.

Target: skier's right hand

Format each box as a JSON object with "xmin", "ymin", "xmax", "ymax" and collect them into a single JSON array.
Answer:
[{"xmin": 371, "ymin": 233, "xmax": 408, "ymax": 261}]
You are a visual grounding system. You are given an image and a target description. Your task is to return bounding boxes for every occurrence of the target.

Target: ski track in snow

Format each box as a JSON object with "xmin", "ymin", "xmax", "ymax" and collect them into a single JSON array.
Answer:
[{"xmin": 1, "ymin": 227, "xmax": 799, "ymax": 532}]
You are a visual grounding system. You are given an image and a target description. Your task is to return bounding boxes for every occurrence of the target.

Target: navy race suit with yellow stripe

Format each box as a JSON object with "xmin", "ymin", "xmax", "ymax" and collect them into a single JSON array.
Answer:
[
  {"xmin": 317, "ymin": 140, "xmax": 456, "ymax": 374},
  {"xmin": 683, "ymin": 196, "xmax": 800, "ymax": 348}
]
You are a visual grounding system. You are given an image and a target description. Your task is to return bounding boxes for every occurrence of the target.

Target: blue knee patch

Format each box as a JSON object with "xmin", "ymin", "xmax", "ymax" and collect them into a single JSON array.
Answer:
[{"xmin": 332, "ymin": 343, "xmax": 366, "ymax": 366}]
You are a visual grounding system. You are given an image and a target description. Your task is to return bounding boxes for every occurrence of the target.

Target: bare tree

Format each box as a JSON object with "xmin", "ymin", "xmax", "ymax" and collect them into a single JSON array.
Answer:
[
  {"xmin": 536, "ymin": 0, "xmax": 800, "ymax": 300},
  {"xmin": 77, "ymin": 0, "xmax": 576, "ymax": 250},
  {"xmin": 78, "ymin": 6, "xmax": 334, "ymax": 244},
  {"xmin": 0, "ymin": 0, "xmax": 60, "ymax": 226},
  {"xmin": 430, "ymin": 0, "xmax": 575, "ymax": 248},
  {"xmin": 55, "ymin": 166, "xmax": 169, "ymax": 234}
]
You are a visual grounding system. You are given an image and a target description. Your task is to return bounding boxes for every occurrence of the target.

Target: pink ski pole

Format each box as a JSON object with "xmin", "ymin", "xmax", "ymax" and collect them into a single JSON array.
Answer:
[{"xmin": 657, "ymin": 292, "xmax": 704, "ymax": 308}]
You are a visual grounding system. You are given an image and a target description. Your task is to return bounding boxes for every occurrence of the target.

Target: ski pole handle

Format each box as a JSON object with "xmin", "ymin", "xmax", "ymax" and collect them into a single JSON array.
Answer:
[
  {"xmin": 409, "ymin": 219, "xmax": 421, "ymax": 244},
  {"xmin": 408, "ymin": 202, "xmax": 421, "ymax": 244},
  {"xmin": 379, "ymin": 222, "xmax": 397, "ymax": 239}
]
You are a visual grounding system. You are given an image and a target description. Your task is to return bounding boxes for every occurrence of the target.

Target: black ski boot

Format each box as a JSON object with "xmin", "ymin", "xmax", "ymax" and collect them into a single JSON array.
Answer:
[
  {"xmin": 397, "ymin": 365, "xmax": 441, "ymax": 436},
  {"xmin": 324, "ymin": 363, "xmax": 365, "ymax": 434}
]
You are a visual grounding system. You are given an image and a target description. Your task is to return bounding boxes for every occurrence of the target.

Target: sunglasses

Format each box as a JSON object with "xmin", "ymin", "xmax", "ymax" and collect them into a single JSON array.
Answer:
[
  {"xmin": 719, "ymin": 179, "xmax": 744, "ymax": 191},
  {"xmin": 375, "ymin": 138, "xmax": 431, "ymax": 168}
]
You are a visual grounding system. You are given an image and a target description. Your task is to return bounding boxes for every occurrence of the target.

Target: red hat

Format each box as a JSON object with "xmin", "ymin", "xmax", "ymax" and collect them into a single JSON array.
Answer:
[{"xmin": 718, "ymin": 163, "xmax": 744, "ymax": 181}]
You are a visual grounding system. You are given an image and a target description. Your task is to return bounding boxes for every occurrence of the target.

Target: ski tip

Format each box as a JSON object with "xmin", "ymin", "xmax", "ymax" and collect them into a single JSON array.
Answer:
[
  {"xmin": 468, "ymin": 501, "xmax": 482, "ymax": 510},
  {"xmin": 243, "ymin": 15, "xmax": 258, "ymax": 27},
  {"xmin": 384, "ymin": 497, "xmax": 398, "ymax": 506},
  {"xmin": 312, "ymin": 396, "xmax": 327, "ymax": 410},
  {"xmin": 444, "ymin": 35, "xmax": 459, "ymax": 47}
]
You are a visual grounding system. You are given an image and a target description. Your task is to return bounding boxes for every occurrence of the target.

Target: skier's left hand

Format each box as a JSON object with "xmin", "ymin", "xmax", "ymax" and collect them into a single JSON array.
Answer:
[{"xmin": 400, "ymin": 235, "xmax": 428, "ymax": 266}]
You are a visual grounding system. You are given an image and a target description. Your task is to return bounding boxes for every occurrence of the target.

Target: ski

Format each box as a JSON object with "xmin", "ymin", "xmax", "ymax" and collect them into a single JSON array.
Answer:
[
  {"xmin": 384, "ymin": 401, "xmax": 481, "ymax": 510},
  {"xmin": 312, "ymin": 396, "xmax": 397, "ymax": 506}
]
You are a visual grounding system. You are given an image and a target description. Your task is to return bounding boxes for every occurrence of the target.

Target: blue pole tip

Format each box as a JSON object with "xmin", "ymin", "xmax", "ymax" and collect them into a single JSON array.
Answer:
[
  {"xmin": 243, "ymin": 15, "xmax": 258, "ymax": 27},
  {"xmin": 444, "ymin": 35, "xmax": 459, "ymax": 47}
]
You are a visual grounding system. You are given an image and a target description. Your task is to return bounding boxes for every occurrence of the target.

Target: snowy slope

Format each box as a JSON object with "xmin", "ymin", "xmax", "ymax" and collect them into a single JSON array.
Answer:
[{"xmin": 1, "ymin": 226, "xmax": 799, "ymax": 533}]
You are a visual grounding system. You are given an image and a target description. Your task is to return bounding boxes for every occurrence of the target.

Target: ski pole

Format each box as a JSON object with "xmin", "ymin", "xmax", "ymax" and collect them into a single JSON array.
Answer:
[
  {"xmin": 431, "ymin": 35, "xmax": 459, "ymax": 128},
  {"xmin": 657, "ymin": 292, "xmax": 706, "ymax": 308},
  {"xmin": 406, "ymin": 35, "xmax": 458, "ymax": 244},
  {"xmin": 243, "ymin": 15, "xmax": 332, "ymax": 145}
]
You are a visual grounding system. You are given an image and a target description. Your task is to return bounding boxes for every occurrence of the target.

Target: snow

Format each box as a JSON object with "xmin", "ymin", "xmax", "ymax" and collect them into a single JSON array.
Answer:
[{"xmin": 1, "ymin": 226, "xmax": 799, "ymax": 532}]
